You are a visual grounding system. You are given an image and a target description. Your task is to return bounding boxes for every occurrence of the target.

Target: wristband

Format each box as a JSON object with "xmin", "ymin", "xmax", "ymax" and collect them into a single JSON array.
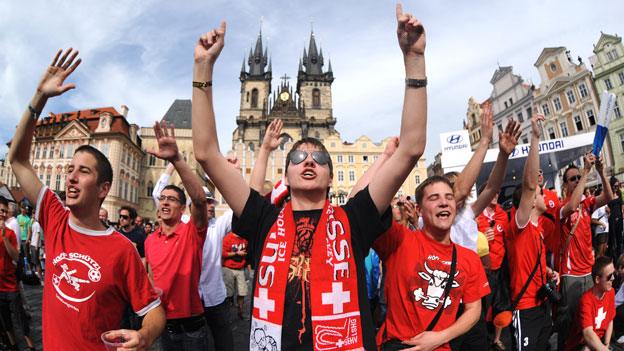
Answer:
[
  {"xmin": 192, "ymin": 81, "xmax": 212, "ymax": 88},
  {"xmin": 405, "ymin": 77, "xmax": 427, "ymax": 88},
  {"xmin": 28, "ymin": 104, "xmax": 41, "ymax": 121}
]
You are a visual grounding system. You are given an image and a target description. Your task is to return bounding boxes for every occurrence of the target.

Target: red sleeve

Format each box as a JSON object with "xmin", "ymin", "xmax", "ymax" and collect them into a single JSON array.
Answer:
[
  {"xmin": 122, "ymin": 246, "xmax": 160, "ymax": 316},
  {"xmin": 34, "ymin": 187, "xmax": 67, "ymax": 241},
  {"xmin": 579, "ymin": 291, "xmax": 594, "ymax": 330},
  {"xmin": 4, "ymin": 229, "xmax": 17, "ymax": 250},
  {"xmin": 190, "ymin": 216, "xmax": 207, "ymax": 241},
  {"xmin": 461, "ymin": 249, "xmax": 491, "ymax": 303},
  {"xmin": 584, "ymin": 196, "xmax": 597, "ymax": 213},
  {"xmin": 372, "ymin": 221, "xmax": 405, "ymax": 261},
  {"xmin": 222, "ymin": 234, "xmax": 233, "ymax": 259}
]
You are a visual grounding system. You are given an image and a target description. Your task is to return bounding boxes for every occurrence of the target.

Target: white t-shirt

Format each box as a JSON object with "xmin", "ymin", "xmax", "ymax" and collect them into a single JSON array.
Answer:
[
  {"xmin": 198, "ymin": 210, "xmax": 233, "ymax": 307},
  {"xmin": 591, "ymin": 205, "xmax": 609, "ymax": 234},
  {"xmin": 30, "ymin": 221, "xmax": 42, "ymax": 248},
  {"xmin": 417, "ymin": 205, "xmax": 478, "ymax": 252},
  {"xmin": 5, "ymin": 217, "xmax": 21, "ymax": 248}
]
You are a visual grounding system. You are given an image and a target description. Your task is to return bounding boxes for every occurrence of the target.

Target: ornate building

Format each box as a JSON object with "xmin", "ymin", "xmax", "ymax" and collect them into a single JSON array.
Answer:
[
  {"xmin": 3, "ymin": 106, "xmax": 144, "ymax": 219},
  {"xmin": 463, "ymin": 97, "xmax": 490, "ymax": 150},
  {"xmin": 489, "ymin": 66, "xmax": 534, "ymax": 145},
  {"xmin": 590, "ymin": 32, "xmax": 624, "ymax": 177}
]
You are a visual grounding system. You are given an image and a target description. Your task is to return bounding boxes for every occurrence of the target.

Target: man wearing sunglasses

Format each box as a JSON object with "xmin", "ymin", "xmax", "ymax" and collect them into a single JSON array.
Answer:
[
  {"xmin": 119, "ymin": 206, "xmax": 147, "ymax": 265},
  {"xmin": 191, "ymin": 4, "xmax": 427, "ymax": 350},
  {"xmin": 565, "ymin": 256, "xmax": 616, "ymax": 351},
  {"xmin": 557, "ymin": 153, "xmax": 614, "ymax": 350},
  {"xmin": 144, "ymin": 121, "xmax": 210, "ymax": 351}
]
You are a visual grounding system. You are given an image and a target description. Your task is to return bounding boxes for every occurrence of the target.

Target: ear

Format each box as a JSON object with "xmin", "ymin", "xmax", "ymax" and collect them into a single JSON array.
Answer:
[
  {"xmin": 98, "ymin": 182, "xmax": 111, "ymax": 200},
  {"xmin": 414, "ymin": 203, "xmax": 422, "ymax": 217}
]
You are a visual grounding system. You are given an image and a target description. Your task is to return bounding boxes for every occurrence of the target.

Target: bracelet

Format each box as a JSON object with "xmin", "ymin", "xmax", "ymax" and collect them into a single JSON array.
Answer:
[
  {"xmin": 192, "ymin": 81, "xmax": 212, "ymax": 88},
  {"xmin": 28, "ymin": 104, "xmax": 41, "ymax": 120},
  {"xmin": 405, "ymin": 77, "xmax": 427, "ymax": 88}
]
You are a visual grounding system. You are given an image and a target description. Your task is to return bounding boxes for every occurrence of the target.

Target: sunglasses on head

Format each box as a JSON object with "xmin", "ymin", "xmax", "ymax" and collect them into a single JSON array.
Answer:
[
  {"xmin": 567, "ymin": 175, "xmax": 581, "ymax": 182},
  {"xmin": 288, "ymin": 150, "xmax": 330, "ymax": 166}
]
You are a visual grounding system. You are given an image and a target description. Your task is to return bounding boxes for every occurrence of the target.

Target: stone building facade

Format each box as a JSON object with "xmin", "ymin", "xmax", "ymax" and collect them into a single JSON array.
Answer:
[{"xmin": 489, "ymin": 66, "xmax": 534, "ymax": 145}]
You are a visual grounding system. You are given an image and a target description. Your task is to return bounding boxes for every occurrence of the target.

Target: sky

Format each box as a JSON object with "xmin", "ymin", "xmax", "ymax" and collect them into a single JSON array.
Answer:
[{"xmin": 1, "ymin": 0, "xmax": 623, "ymax": 165}]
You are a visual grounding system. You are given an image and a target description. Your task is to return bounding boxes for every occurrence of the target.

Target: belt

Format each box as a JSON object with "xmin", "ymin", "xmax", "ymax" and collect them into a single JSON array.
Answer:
[
  {"xmin": 382, "ymin": 340, "xmax": 410, "ymax": 351},
  {"xmin": 165, "ymin": 315, "xmax": 206, "ymax": 334}
]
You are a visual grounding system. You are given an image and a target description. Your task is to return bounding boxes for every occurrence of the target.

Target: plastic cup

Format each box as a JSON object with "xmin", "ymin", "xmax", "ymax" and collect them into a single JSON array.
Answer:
[{"xmin": 101, "ymin": 330, "xmax": 128, "ymax": 351}]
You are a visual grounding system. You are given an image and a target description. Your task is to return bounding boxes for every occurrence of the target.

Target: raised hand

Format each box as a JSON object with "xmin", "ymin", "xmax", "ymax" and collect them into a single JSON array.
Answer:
[
  {"xmin": 480, "ymin": 101, "xmax": 494, "ymax": 143},
  {"xmin": 530, "ymin": 114, "xmax": 544, "ymax": 138},
  {"xmin": 595, "ymin": 154, "xmax": 604, "ymax": 174},
  {"xmin": 383, "ymin": 136, "xmax": 400, "ymax": 157},
  {"xmin": 147, "ymin": 121, "xmax": 180, "ymax": 162},
  {"xmin": 261, "ymin": 119, "xmax": 283, "ymax": 151},
  {"xmin": 37, "ymin": 48, "xmax": 81, "ymax": 98},
  {"xmin": 499, "ymin": 119, "xmax": 522, "ymax": 155},
  {"xmin": 396, "ymin": 4, "xmax": 426, "ymax": 56},
  {"xmin": 583, "ymin": 152, "xmax": 596, "ymax": 172},
  {"xmin": 195, "ymin": 21, "xmax": 226, "ymax": 65}
]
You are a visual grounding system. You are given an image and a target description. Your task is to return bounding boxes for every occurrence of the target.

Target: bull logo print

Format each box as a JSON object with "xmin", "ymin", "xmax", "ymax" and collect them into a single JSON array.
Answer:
[{"xmin": 413, "ymin": 261, "xmax": 459, "ymax": 310}]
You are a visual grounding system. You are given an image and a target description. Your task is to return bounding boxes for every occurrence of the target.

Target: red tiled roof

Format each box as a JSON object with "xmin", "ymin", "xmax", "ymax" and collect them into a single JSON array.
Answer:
[{"xmin": 38, "ymin": 107, "xmax": 121, "ymax": 126}]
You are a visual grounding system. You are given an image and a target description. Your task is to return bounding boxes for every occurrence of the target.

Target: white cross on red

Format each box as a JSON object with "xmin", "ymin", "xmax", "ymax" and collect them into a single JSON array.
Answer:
[
  {"xmin": 254, "ymin": 288, "xmax": 275, "ymax": 319},
  {"xmin": 322, "ymin": 282, "xmax": 351, "ymax": 314}
]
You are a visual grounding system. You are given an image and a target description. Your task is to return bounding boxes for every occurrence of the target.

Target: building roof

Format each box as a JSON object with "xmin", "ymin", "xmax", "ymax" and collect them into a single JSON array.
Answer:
[
  {"xmin": 39, "ymin": 106, "xmax": 121, "ymax": 126},
  {"xmin": 593, "ymin": 32, "xmax": 622, "ymax": 53},
  {"xmin": 162, "ymin": 99, "xmax": 192, "ymax": 129},
  {"xmin": 534, "ymin": 47, "xmax": 566, "ymax": 67},
  {"xmin": 490, "ymin": 66, "xmax": 513, "ymax": 84}
]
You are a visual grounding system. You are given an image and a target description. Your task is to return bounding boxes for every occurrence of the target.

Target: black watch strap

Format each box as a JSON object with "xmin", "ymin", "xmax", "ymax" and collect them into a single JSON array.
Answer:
[{"xmin": 405, "ymin": 77, "xmax": 427, "ymax": 88}]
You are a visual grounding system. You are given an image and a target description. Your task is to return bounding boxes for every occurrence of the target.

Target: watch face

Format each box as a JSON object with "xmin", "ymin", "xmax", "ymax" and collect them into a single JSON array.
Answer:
[{"xmin": 279, "ymin": 92, "xmax": 290, "ymax": 101}]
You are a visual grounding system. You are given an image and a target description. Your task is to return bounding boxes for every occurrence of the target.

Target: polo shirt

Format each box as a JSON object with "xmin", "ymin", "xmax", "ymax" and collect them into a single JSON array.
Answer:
[{"xmin": 145, "ymin": 218, "xmax": 206, "ymax": 319}]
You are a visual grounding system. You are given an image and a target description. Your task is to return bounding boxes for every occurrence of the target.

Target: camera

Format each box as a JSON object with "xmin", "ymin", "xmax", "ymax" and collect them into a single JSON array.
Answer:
[{"xmin": 539, "ymin": 279, "xmax": 561, "ymax": 303}]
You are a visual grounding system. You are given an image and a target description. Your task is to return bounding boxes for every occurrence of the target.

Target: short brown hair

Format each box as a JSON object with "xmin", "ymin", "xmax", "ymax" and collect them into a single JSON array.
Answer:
[
  {"xmin": 415, "ymin": 176, "xmax": 453, "ymax": 205},
  {"xmin": 285, "ymin": 138, "xmax": 333, "ymax": 177}
]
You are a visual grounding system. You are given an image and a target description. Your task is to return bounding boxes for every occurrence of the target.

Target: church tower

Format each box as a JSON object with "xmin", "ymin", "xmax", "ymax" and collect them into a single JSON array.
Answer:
[{"xmin": 235, "ymin": 30, "xmax": 272, "ymax": 145}]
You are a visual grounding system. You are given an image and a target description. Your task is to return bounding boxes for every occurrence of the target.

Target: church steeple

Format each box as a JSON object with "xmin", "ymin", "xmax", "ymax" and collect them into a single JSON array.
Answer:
[
  {"xmin": 240, "ymin": 30, "xmax": 271, "ymax": 82},
  {"xmin": 302, "ymin": 31, "xmax": 324, "ymax": 75}
]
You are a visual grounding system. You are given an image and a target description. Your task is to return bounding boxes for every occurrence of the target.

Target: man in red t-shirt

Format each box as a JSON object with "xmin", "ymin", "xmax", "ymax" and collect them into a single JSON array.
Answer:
[
  {"xmin": 565, "ymin": 256, "xmax": 616, "ymax": 351},
  {"xmin": 0, "ymin": 196, "xmax": 23, "ymax": 348},
  {"xmin": 8, "ymin": 48, "xmax": 165, "ymax": 350},
  {"xmin": 144, "ymin": 121, "xmax": 209, "ymax": 351},
  {"xmin": 557, "ymin": 153, "xmax": 614, "ymax": 350},
  {"xmin": 507, "ymin": 115, "xmax": 560, "ymax": 351},
  {"xmin": 222, "ymin": 232, "xmax": 249, "ymax": 319},
  {"xmin": 374, "ymin": 176, "xmax": 490, "ymax": 350}
]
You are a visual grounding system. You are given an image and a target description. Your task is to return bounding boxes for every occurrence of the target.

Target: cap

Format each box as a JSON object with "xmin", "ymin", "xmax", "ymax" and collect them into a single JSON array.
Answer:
[{"xmin": 203, "ymin": 186, "xmax": 217, "ymax": 204}]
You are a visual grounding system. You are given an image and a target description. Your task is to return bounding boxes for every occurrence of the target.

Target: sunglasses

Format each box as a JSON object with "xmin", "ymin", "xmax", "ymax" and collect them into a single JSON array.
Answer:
[
  {"xmin": 158, "ymin": 195, "xmax": 181, "ymax": 203},
  {"xmin": 567, "ymin": 175, "xmax": 581, "ymax": 182},
  {"xmin": 605, "ymin": 273, "xmax": 615, "ymax": 281},
  {"xmin": 119, "ymin": 214, "xmax": 130, "ymax": 220},
  {"xmin": 288, "ymin": 150, "xmax": 331, "ymax": 166}
]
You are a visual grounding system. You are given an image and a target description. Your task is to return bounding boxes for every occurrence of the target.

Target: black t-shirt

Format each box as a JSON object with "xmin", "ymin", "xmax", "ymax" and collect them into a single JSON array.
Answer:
[
  {"xmin": 120, "ymin": 225, "xmax": 147, "ymax": 257},
  {"xmin": 233, "ymin": 186, "xmax": 391, "ymax": 351}
]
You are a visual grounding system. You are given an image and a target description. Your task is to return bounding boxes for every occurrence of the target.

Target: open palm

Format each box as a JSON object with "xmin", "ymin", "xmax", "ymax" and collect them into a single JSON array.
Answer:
[
  {"xmin": 499, "ymin": 119, "xmax": 522, "ymax": 155},
  {"xmin": 263, "ymin": 119, "xmax": 283, "ymax": 151},
  {"xmin": 149, "ymin": 121, "xmax": 180, "ymax": 162},
  {"xmin": 38, "ymin": 48, "xmax": 81, "ymax": 98}
]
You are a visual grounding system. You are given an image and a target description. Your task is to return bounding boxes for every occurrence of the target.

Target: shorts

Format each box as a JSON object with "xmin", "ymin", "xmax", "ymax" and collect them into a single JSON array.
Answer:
[
  {"xmin": 29, "ymin": 246, "xmax": 41, "ymax": 268},
  {"xmin": 594, "ymin": 232, "xmax": 608, "ymax": 245},
  {"xmin": 222, "ymin": 267, "xmax": 247, "ymax": 297},
  {"xmin": 512, "ymin": 303, "xmax": 552, "ymax": 351}
]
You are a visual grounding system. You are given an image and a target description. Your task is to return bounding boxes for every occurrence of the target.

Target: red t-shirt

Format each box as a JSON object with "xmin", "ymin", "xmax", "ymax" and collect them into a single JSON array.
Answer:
[
  {"xmin": 0, "ymin": 228, "xmax": 18, "ymax": 292},
  {"xmin": 565, "ymin": 288, "xmax": 615, "ymax": 350},
  {"xmin": 507, "ymin": 214, "xmax": 548, "ymax": 310},
  {"xmin": 543, "ymin": 188, "xmax": 560, "ymax": 218},
  {"xmin": 476, "ymin": 205, "xmax": 508, "ymax": 270},
  {"xmin": 560, "ymin": 196, "xmax": 596, "ymax": 276},
  {"xmin": 145, "ymin": 219, "xmax": 206, "ymax": 319},
  {"xmin": 35, "ymin": 187, "xmax": 159, "ymax": 350},
  {"xmin": 373, "ymin": 222, "xmax": 490, "ymax": 350},
  {"xmin": 221, "ymin": 232, "xmax": 248, "ymax": 270}
]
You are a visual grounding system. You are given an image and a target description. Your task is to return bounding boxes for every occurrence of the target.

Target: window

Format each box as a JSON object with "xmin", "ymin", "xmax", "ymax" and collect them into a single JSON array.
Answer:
[
  {"xmin": 246, "ymin": 91, "xmax": 249, "ymax": 102},
  {"xmin": 526, "ymin": 107, "xmax": 533, "ymax": 119},
  {"xmin": 509, "ymin": 98, "xmax": 513, "ymax": 105},
  {"xmin": 337, "ymin": 171, "xmax": 344, "ymax": 182},
  {"xmin": 42, "ymin": 146, "xmax": 47, "ymax": 159},
  {"xmin": 605, "ymin": 78, "xmax": 613, "ymax": 90},
  {"xmin": 415, "ymin": 175, "xmax": 421, "ymax": 184},
  {"xmin": 586, "ymin": 109, "xmax": 596, "ymax": 125},
  {"xmin": 336, "ymin": 155, "xmax": 343, "ymax": 163},
  {"xmin": 607, "ymin": 51, "xmax": 614, "ymax": 62},
  {"xmin": 35, "ymin": 147, "xmax": 40, "ymax": 159},
  {"xmin": 348, "ymin": 155, "xmax": 354, "ymax": 163},
  {"xmin": 504, "ymin": 101, "xmax": 508, "ymax": 109},
  {"xmin": 59, "ymin": 145, "xmax": 64, "ymax": 158},
  {"xmin": 312, "ymin": 88, "xmax": 321, "ymax": 108},
  {"xmin": 101, "ymin": 143, "xmax": 109, "ymax": 157},
  {"xmin": 147, "ymin": 181, "xmax": 154, "ymax": 197},
  {"xmin": 553, "ymin": 97, "xmax": 562, "ymax": 111},
  {"xmin": 148, "ymin": 155, "xmax": 156, "ymax": 166},
  {"xmin": 619, "ymin": 72, "xmax": 624, "ymax": 85},
  {"xmin": 574, "ymin": 115, "xmax": 583, "ymax": 131},
  {"xmin": 373, "ymin": 155, "xmax": 379, "ymax": 161},
  {"xmin": 363, "ymin": 155, "xmax": 368, "ymax": 162},
  {"xmin": 548, "ymin": 127, "xmax": 556, "ymax": 139},
  {"xmin": 566, "ymin": 90, "xmax": 576, "ymax": 105},
  {"xmin": 542, "ymin": 103, "xmax": 550, "ymax": 116},
  {"xmin": 620, "ymin": 133, "xmax": 624, "ymax": 153},
  {"xmin": 349, "ymin": 170, "xmax": 355, "ymax": 182},
  {"xmin": 615, "ymin": 100, "xmax": 622, "ymax": 119},
  {"xmin": 251, "ymin": 88, "xmax": 259, "ymax": 108},
  {"xmin": 45, "ymin": 174, "xmax": 51, "ymax": 186},
  {"xmin": 516, "ymin": 111, "xmax": 524, "ymax": 122},
  {"xmin": 560, "ymin": 121, "xmax": 569, "ymax": 137},
  {"xmin": 579, "ymin": 83, "xmax": 588, "ymax": 98},
  {"xmin": 123, "ymin": 182, "xmax": 128, "ymax": 200},
  {"xmin": 522, "ymin": 136, "xmax": 528, "ymax": 144},
  {"xmin": 550, "ymin": 63, "xmax": 557, "ymax": 72},
  {"xmin": 49, "ymin": 147, "xmax": 54, "ymax": 158},
  {"xmin": 66, "ymin": 143, "xmax": 74, "ymax": 157},
  {"xmin": 55, "ymin": 174, "xmax": 61, "ymax": 190}
]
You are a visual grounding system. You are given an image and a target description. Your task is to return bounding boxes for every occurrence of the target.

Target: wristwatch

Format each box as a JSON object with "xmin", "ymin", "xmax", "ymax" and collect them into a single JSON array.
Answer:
[{"xmin": 405, "ymin": 77, "xmax": 427, "ymax": 88}]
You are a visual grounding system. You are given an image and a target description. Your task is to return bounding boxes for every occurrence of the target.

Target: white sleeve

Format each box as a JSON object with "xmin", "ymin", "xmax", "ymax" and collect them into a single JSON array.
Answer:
[
  {"xmin": 450, "ymin": 206, "xmax": 478, "ymax": 252},
  {"xmin": 215, "ymin": 210, "xmax": 233, "ymax": 240},
  {"xmin": 152, "ymin": 173, "xmax": 171, "ymax": 208}
]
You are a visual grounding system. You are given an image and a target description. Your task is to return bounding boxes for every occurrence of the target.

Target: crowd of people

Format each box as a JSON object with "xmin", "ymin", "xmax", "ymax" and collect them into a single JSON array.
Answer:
[{"xmin": 0, "ymin": 4, "xmax": 623, "ymax": 351}]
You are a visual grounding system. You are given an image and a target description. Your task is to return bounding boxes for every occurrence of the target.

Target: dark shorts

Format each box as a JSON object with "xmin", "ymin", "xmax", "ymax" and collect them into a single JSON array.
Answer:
[
  {"xmin": 511, "ymin": 303, "xmax": 552, "ymax": 351},
  {"xmin": 594, "ymin": 232, "xmax": 608, "ymax": 245}
]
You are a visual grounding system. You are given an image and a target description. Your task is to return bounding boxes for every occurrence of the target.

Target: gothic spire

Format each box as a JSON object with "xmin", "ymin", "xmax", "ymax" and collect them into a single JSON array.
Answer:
[{"xmin": 247, "ymin": 30, "xmax": 268, "ymax": 76}]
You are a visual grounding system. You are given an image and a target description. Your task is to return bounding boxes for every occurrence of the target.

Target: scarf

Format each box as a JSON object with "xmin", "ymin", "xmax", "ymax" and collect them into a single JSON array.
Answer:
[{"xmin": 250, "ymin": 200, "xmax": 364, "ymax": 351}]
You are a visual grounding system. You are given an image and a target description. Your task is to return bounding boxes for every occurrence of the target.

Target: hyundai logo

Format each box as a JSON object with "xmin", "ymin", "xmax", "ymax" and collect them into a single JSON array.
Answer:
[{"xmin": 446, "ymin": 134, "xmax": 463, "ymax": 144}]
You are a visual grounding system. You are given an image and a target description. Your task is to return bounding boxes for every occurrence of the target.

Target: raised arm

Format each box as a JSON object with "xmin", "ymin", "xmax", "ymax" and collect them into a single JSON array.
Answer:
[
  {"xmin": 454, "ymin": 102, "xmax": 493, "ymax": 209},
  {"xmin": 594, "ymin": 156, "xmax": 614, "ymax": 209},
  {"xmin": 560, "ymin": 153, "xmax": 595, "ymax": 219},
  {"xmin": 367, "ymin": 4, "xmax": 427, "ymax": 214},
  {"xmin": 147, "ymin": 121, "xmax": 208, "ymax": 230},
  {"xmin": 192, "ymin": 22, "xmax": 250, "ymax": 217},
  {"xmin": 152, "ymin": 162, "xmax": 175, "ymax": 208},
  {"xmin": 516, "ymin": 115, "xmax": 543, "ymax": 227},
  {"xmin": 471, "ymin": 119, "xmax": 521, "ymax": 215},
  {"xmin": 8, "ymin": 49, "xmax": 81, "ymax": 204},
  {"xmin": 250, "ymin": 119, "xmax": 283, "ymax": 192},
  {"xmin": 348, "ymin": 136, "xmax": 398, "ymax": 199}
]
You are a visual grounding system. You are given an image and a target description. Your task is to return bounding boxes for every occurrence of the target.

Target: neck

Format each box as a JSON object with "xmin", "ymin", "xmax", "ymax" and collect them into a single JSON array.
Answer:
[
  {"xmin": 69, "ymin": 208, "xmax": 107, "ymax": 231},
  {"xmin": 160, "ymin": 217, "xmax": 181, "ymax": 236},
  {"xmin": 289, "ymin": 189, "xmax": 326, "ymax": 211},
  {"xmin": 123, "ymin": 223, "xmax": 135, "ymax": 232},
  {"xmin": 592, "ymin": 285, "xmax": 606, "ymax": 299},
  {"xmin": 422, "ymin": 224, "xmax": 451, "ymax": 245}
]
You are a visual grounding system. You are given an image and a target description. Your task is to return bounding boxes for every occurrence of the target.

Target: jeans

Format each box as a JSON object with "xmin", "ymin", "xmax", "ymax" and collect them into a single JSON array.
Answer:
[
  {"xmin": 160, "ymin": 317, "xmax": 209, "ymax": 351},
  {"xmin": 204, "ymin": 300, "xmax": 234, "ymax": 351}
]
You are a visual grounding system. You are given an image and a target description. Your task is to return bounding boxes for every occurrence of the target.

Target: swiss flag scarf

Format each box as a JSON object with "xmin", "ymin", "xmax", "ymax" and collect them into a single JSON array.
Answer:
[{"xmin": 249, "ymin": 200, "xmax": 364, "ymax": 351}]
